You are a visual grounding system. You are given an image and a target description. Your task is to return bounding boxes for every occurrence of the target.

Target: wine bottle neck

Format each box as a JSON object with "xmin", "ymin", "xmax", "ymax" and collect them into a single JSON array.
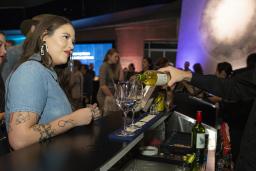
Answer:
[
  {"xmin": 137, "ymin": 74, "xmax": 146, "ymax": 81},
  {"xmin": 196, "ymin": 111, "xmax": 202, "ymax": 123}
]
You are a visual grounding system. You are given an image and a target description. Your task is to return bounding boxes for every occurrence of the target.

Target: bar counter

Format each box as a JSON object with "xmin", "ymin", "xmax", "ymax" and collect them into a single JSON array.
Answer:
[
  {"xmin": 0, "ymin": 111, "xmax": 170, "ymax": 171},
  {"xmin": 0, "ymin": 111, "xmax": 216, "ymax": 171}
]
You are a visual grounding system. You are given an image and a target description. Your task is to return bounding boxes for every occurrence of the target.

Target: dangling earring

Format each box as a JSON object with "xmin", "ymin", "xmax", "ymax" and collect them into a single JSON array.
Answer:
[
  {"xmin": 68, "ymin": 52, "xmax": 74, "ymax": 72},
  {"xmin": 40, "ymin": 42, "xmax": 48, "ymax": 56}
]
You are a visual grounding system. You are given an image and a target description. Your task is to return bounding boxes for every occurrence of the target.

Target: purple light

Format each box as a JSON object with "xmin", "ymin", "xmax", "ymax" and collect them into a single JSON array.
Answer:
[{"xmin": 176, "ymin": 0, "xmax": 208, "ymax": 70}]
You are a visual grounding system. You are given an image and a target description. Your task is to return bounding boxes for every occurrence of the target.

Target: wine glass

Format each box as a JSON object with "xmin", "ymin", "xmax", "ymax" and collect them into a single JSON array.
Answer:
[
  {"xmin": 114, "ymin": 81, "xmax": 135, "ymax": 136},
  {"xmin": 128, "ymin": 80, "xmax": 144, "ymax": 130}
]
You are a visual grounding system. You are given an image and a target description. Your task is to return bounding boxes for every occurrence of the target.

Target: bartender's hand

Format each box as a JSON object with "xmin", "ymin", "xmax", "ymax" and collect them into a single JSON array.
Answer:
[
  {"xmin": 158, "ymin": 66, "xmax": 192, "ymax": 87},
  {"xmin": 71, "ymin": 108, "xmax": 93, "ymax": 126}
]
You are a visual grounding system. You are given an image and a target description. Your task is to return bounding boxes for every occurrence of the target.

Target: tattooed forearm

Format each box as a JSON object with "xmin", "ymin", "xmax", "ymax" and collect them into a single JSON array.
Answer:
[
  {"xmin": 15, "ymin": 112, "xmax": 31, "ymax": 125},
  {"xmin": 58, "ymin": 119, "xmax": 75, "ymax": 128},
  {"xmin": 32, "ymin": 124, "xmax": 55, "ymax": 142}
]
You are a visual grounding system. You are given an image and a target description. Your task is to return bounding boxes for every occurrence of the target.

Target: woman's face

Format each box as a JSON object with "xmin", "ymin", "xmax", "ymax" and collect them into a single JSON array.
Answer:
[
  {"xmin": 43, "ymin": 24, "xmax": 75, "ymax": 66},
  {"xmin": 142, "ymin": 58, "xmax": 149, "ymax": 70},
  {"xmin": 108, "ymin": 52, "xmax": 119, "ymax": 64},
  {"xmin": 0, "ymin": 33, "xmax": 6, "ymax": 64},
  {"xmin": 216, "ymin": 70, "xmax": 226, "ymax": 79}
]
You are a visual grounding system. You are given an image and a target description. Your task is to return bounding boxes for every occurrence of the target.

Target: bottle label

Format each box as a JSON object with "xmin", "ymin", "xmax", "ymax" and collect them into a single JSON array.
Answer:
[
  {"xmin": 156, "ymin": 73, "xmax": 168, "ymax": 85},
  {"xmin": 196, "ymin": 133, "xmax": 205, "ymax": 149}
]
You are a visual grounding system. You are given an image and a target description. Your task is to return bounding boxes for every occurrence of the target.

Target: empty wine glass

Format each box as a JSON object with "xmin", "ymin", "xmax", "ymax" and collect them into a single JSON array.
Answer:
[
  {"xmin": 128, "ymin": 80, "xmax": 144, "ymax": 130},
  {"xmin": 114, "ymin": 81, "xmax": 135, "ymax": 136}
]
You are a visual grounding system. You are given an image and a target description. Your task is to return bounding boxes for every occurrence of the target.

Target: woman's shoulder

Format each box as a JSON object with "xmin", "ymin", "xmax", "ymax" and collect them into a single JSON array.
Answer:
[
  {"xmin": 19, "ymin": 60, "xmax": 46, "ymax": 73},
  {"xmin": 100, "ymin": 62, "xmax": 110, "ymax": 71},
  {"xmin": 10, "ymin": 61, "xmax": 47, "ymax": 81},
  {"xmin": 101, "ymin": 62, "xmax": 109, "ymax": 68}
]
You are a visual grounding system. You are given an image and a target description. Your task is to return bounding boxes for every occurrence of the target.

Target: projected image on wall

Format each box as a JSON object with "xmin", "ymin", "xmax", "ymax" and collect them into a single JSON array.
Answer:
[{"xmin": 72, "ymin": 43, "xmax": 113, "ymax": 76}]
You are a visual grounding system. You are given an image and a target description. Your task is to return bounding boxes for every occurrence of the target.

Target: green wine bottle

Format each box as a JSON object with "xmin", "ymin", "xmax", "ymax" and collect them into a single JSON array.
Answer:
[
  {"xmin": 191, "ymin": 111, "xmax": 206, "ymax": 166},
  {"xmin": 154, "ymin": 92, "xmax": 165, "ymax": 112},
  {"xmin": 136, "ymin": 70, "xmax": 171, "ymax": 86}
]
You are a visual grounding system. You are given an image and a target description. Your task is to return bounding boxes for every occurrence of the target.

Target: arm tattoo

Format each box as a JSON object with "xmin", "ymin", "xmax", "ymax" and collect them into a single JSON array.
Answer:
[
  {"xmin": 58, "ymin": 119, "xmax": 75, "ymax": 128},
  {"xmin": 32, "ymin": 124, "xmax": 55, "ymax": 142},
  {"xmin": 15, "ymin": 112, "xmax": 31, "ymax": 125}
]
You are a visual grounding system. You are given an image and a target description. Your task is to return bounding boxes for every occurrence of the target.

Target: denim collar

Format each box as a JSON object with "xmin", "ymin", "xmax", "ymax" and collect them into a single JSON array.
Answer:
[{"xmin": 29, "ymin": 53, "xmax": 58, "ymax": 82}]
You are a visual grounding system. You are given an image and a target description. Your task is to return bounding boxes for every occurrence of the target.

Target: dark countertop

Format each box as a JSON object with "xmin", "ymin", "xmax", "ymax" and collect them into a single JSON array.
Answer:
[
  {"xmin": 0, "ymin": 111, "xmax": 216, "ymax": 171},
  {"xmin": 0, "ymin": 112, "xmax": 127, "ymax": 171}
]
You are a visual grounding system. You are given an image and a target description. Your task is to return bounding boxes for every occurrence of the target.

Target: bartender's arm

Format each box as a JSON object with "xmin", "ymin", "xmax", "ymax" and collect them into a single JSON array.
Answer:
[{"xmin": 159, "ymin": 66, "xmax": 256, "ymax": 101}]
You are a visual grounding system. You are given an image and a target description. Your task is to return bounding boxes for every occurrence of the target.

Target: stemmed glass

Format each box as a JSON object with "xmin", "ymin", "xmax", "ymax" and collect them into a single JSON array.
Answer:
[
  {"xmin": 128, "ymin": 80, "xmax": 144, "ymax": 130},
  {"xmin": 114, "ymin": 81, "xmax": 135, "ymax": 136}
]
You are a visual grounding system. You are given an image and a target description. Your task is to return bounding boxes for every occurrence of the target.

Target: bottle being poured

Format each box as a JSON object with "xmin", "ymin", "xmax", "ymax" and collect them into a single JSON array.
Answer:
[{"xmin": 136, "ymin": 70, "xmax": 171, "ymax": 86}]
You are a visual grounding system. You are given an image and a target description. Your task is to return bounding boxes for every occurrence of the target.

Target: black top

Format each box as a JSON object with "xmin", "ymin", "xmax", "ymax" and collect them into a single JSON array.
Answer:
[
  {"xmin": 0, "ymin": 75, "xmax": 4, "ymax": 113},
  {"xmin": 191, "ymin": 68, "xmax": 256, "ymax": 170}
]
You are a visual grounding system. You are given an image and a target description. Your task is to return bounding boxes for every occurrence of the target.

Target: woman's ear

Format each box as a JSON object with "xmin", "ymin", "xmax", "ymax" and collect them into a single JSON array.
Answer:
[{"xmin": 41, "ymin": 31, "xmax": 48, "ymax": 42}]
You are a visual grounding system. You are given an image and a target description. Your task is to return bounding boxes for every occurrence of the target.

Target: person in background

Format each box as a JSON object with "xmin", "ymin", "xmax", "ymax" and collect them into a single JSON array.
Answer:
[
  {"xmin": 97, "ymin": 48, "xmax": 123, "ymax": 113},
  {"xmin": 182, "ymin": 63, "xmax": 205, "ymax": 98},
  {"xmin": 155, "ymin": 57, "xmax": 169, "ymax": 69},
  {"xmin": 0, "ymin": 32, "xmax": 8, "ymax": 156},
  {"xmin": 1, "ymin": 14, "xmax": 54, "ymax": 82},
  {"xmin": 88, "ymin": 63, "xmax": 95, "ymax": 79},
  {"xmin": 208, "ymin": 62, "xmax": 233, "ymax": 104},
  {"xmin": 69, "ymin": 60, "xmax": 83, "ymax": 109},
  {"xmin": 88, "ymin": 63, "xmax": 96, "ymax": 103},
  {"xmin": 193, "ymin": 63, "xmax": 203, "ymax": 74},
  {"xmin": 125, "ymin": 63, "xmax": 136, "ymax": 80},
  {"xmin": 82, "ymin": 64, "xmax": 94, "ymax": 105},
  {"xmin": 159, "ymin": 62, "xmax": 256, "ymax": 170},
  {"xmin": 183, "ymin": 61, "xmax": 192, "ymax": 71},
  {"xmin": 0, "ymin": 32, "xmax": 7, "ymax": 121},
  {"xmin": 219, "ymin": 55, "xmax": 256, "ymax": 165},
  {"xmin": 5, "ymin": 40, "xmax": 15, "ymax": 49},
  {"xmin": 1, "ymin": 19, "xmax": 38, "ymax": 81},
  {"xmin": 5, "ymin": 15, "xmax": 100, "ymax": 150},
  {"xmin": 141, "ymin": 57, "xmax": 153, "ymax": 72}
]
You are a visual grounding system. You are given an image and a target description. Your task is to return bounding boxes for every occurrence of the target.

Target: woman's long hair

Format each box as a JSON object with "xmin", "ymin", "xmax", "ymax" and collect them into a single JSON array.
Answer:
[
  {"xmin": 16, "ymin": 15, "xmax": 72, "ymax": 70},
  {"xmin": 103, "ymin": 48, "xmax": 119, "ymax": 63},
  {"xmin": 103, "ymin": 48, "xmax": 120, "ymax": 80}
]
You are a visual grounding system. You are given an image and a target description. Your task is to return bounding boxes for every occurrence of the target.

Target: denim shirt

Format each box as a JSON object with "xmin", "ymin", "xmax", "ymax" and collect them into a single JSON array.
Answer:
[{"xmin": 5, "ymin": 53, "xmax": 72, "ymax": 130}]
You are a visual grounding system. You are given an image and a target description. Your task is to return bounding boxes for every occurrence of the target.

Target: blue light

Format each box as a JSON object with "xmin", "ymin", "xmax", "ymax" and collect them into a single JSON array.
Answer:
[
  {"xmin": 3, "ymin": 29, "xmax": 25, "ymax": 45},
  {"xmin": 73, "ymin": 43, "xmax": 113, "ymax": 76}
]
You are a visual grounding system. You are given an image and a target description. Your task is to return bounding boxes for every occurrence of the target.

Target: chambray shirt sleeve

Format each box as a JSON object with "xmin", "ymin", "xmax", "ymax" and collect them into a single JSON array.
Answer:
[{"xmin": 7, "ymin": 61, "xmax": 47, "ymax": 116}]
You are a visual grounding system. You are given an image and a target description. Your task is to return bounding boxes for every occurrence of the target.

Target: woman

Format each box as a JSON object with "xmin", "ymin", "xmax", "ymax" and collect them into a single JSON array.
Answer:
[
  {"xmin": 69, "ymin": 60, "xmax": 83, "ymax": 109},
  {"xmin": 97, "ymin": 48, "xmax": 123, "ymax": 113},
  {"xmin": 142, "ymin": 57, "xmax": 153, "ymax": 71},
  {"xmin": 5, "ymin": 15, "xmax": 100, "ymax": 150},
  {"xmin": 0, "ymin": 32, "xmax": 7, "ymax": 121}
]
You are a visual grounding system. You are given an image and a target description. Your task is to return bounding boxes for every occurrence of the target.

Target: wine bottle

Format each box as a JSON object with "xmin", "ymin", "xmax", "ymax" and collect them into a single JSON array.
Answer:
[
  {"xmin": 136, "ymin": 70, "xmax": 171, "ymax": 86},
  {"xmin": 153, "ymin": 92, "xmax": 165, "ymax": 112},
  {"xmin": 191, "ymin": 111, "xmax": 206, "ymax": 166}
]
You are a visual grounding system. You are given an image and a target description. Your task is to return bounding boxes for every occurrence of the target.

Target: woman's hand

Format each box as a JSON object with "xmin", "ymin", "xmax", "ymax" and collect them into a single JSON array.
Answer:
[
  {"xmin": 158, "ymin": 66, "xmax": 192, "ymax": 87},
  {"xmin": 87, "ymin": 103, "xmax": 102, "ymax": 120},
  {"xmin": 71, "ymin": 108, "xmax": 93, "ymax": 126}
]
